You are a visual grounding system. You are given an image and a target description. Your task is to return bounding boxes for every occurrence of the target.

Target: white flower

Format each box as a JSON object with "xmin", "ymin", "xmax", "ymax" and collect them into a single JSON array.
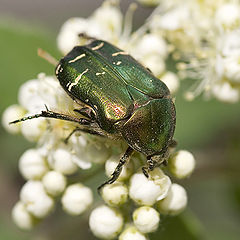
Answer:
[
  {"xmin": 12, "ymin": 201, "xmax": 36, "ymax": 230},
  {"xmin": 133, "ymin": 206, "xmax": 160, "ymax": 233},
  {"xmin": 18, "ymin": 79, "xmax": 45, "ymax": 112},
  {"xmin": 50, "ymin": 146, "xmax": 78, "ymax": 175},
  {"xmin": 105, "ymin": 154, "xmax": 134, "ymax": 181},
  {"xmin": 89, "ymin": 205, "xmax": 123, "ymax": 239},
  {"xmin": 1, "ymin": 104, "xmax": 25, "ymax": 134},
  {"xmin": 119, "ymin": 225, "xmax": 148, "ymax": 240},
  {"xmin": 72, "ymin": 138, "xmax": 111, "ymax": 164},
  {"xmin": 223, "ymin": 56, "xmax": 240, "ymax": 83},
  {"xmin": 19, "ymin": 148, "xmax": 48, "ymax": 180},
  {"xmin": 129, "ymin": 168, "xmax": 171, "ymax": 206},
  {"xmin": 157, "ymin": 183, "xmax": 187, "ymax": 215},
  {"xmin": 21, "ymin": 117, "xmax": 47, "ymax": 142},
  {"xmin": 57, "ymin": 17, "xmax": 90, "ymax": 55},
  {"xmin": 219, "ymin": 30, "xmax": 240, "ymax": 57},
  {"xmin": 131, "ymin": 33, "xmax": 168, "ymax": 60},
  {"xmin": 61, "ymin": 183, "xmax": 93, "ymax": 215},
  {"xmin": 141, "ymin": 54, "xmax": 166, "ymax": 77},
  {"xmin": 42, "ymin": 171, "xmax": 67, "ymax": 196},
  {"xmin": 212, "ymin": 81, "xmax": 239, "ymax": 103},
  {"xmin": 57, "ymin": 1, "xmax": 123, "ymax": 55},
  {"xmin": 20, "ymin": 181, "xmax": 55, "ymax": 218},
  {"xmin": 101, "ymin": 181, "xmax": 128, "ymax": 206},
  {"xmin": 215, "ymin": 3, "xmax": 240, "ymax": 31},
  {"xmin": 152, "ymin": 5, "xmax": 190, "ymax": 31},
  {"xmin": 161, "ymin": 71, "xmax": 180, "ymax": 94},
  {"xmin": 168, "ymin": 150, "xmax": 195, "ymax": 179}
]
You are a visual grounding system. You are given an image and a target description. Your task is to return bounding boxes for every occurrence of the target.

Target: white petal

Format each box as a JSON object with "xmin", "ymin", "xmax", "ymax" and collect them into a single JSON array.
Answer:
[
  {"xmin": 61, "ymin": 183, "xmax": 93, "ymax": 215},
  {"xmin": 89, "ymin": 205, "xmax": 123, "ymax": 239}
]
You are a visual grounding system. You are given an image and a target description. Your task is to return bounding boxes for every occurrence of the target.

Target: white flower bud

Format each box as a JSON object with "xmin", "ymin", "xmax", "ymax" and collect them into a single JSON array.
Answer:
[
  {"xmin": 168, "ymin": 150, "xmax": 195, "ymax": 179},
  {"xmin": 12, "ymin": 201, "xmax": 36, "ymax": 230},
  {"xmin": 161, "ymin": 71, "xmax": 179, "ymax": 94},
  {"xmin": 21, "ymin": 117, "xmax": 47, "ymax": 142},
  {"xmin": 61, "ymin": 183, "xmax": 93, "ymax": 215},
  {"xmin": 19, "ymin": 149, "xmax": 48, "ymax": 180},
  {"xmin": 101, "ymin": 182, "xmax": 128, "ymax": 206},
  {"xmin": 20, "ymin": 181, "xmax": 55, "ymax": 218},
  {"xmin": 220, "ymin": 30, "xmax": 240, "ymax": 57},
  {"xmin": 105, "ymin": 155, "xmax": 134, "ymax": 181},
  {"xmin": 89, "ymin": 205, "xmax": 123, "ymax": 239},
  {"xmin": 133, "ymin": 206, "xmax": 160, "ymax": 233},
  {"xmin": 157, "ymin": 183, "xmax": 187, "ymax": 215},
  {"xmin": 42, "ymin": 171, "xmax": 67, "ymax": 196},
  {"xmin": 223, "ymin": 56, "xmax": 240, "ymax": 83},
  {"xmin": 91, "ymin": 1, "xmax": 123, "ymax": 40},
  {"xmin": 212, "ymin": 81, "xmax": 239, "ymax": 103},
  {"xmin": 57, "ymin": 17, "xmax": 89, "ymax": 54},
  {"xmin": 119, "ymin": 225, "xmax": 148, "ymax": 240},
  {"xmin": 132, "ymin": 34, "xmax": 168, "ymax": 59},
  {"xmin": 141, "ymin": 54, "xmax": 165, "ymax": 77},
  {"xmin": 51, "ymin": 147, "xmax": 78, "ymax": 175},
  {"xmin": 129, "ymin": 168, "xmax": 171, "ymax": 206},
  {"xmin": 82, "ymin": 141, "xmax": 111, "ymax": 164},
  {"xmin": 215, "ymin": 4, "xmax": 240, "ymax": 30},
  {"xmin": 18, "ymin": 79, "xmax": 45, "ymax": 112},
  {"xmin": 1, "ymin": 104, "xmax": 26, "ymax": 134}
]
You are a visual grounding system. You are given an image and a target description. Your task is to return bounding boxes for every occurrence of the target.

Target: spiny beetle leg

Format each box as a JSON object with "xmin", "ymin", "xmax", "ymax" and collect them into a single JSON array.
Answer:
[
  {"xmin": 97, "ymin": 146, "xmax": 134, "ymax": 193},
  {"xmin": 74, "ymin": 107, "xmax": 96, "ymax": 120},
  {"xmin": 9, "ymin": 109, "xmax": 92, "ymax": 126},
  {"xmin": 64, "ymin": 127, "xmax": 82, "ymax": 144},
  {"xmin": 64, "ymin": 126, "xmax": 105, "ymax": 144}
]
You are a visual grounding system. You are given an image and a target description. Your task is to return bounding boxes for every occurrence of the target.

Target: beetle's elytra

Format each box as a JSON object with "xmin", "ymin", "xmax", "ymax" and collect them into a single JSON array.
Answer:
[{"xmin": 11, "ymin": 39, "xmax": 176, "ymax": 190}]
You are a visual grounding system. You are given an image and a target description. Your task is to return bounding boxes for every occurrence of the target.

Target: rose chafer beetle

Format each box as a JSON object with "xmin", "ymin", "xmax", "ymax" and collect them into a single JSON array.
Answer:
[{"xmin": 11, "ymin": 39, "xmax": 176, "ymax": 190}]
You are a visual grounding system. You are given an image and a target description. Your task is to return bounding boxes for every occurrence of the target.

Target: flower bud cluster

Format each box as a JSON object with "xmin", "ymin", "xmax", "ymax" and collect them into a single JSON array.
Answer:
[
  {"xmin": 90, "ymin": 149, "xmax": 194, "ymax": 239},
  {"xmin": 148, "ymin": 0, "xmax": 240, "ymax": 102}
]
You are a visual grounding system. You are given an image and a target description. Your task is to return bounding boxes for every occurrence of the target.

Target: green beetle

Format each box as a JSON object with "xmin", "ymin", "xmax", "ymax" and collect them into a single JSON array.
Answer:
[{"xmin": 11, "ymin": 39, "xmax": 176, "ymax": 190}]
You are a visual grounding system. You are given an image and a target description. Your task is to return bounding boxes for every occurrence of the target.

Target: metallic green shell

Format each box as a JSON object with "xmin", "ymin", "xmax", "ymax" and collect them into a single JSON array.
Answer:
[
  {"xmin": 118, "ymin": 98, "xmax": 175, "ymax": 156},
  {"xmin": 55, "ymin": 39, "xmax": 175, "ymax": 155}
]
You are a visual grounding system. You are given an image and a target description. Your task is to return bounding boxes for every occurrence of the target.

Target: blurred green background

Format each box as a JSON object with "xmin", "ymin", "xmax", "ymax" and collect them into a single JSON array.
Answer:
[{"xmin": 1, "ymin": 1, "xmax": 240, "ymax": 239}]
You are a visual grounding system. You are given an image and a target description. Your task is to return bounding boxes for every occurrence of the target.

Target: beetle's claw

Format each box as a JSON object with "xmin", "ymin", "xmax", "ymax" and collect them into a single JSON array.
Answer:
[{"xmin": 142, "ymin": 167, "xmax": 149, "ymax": 178}]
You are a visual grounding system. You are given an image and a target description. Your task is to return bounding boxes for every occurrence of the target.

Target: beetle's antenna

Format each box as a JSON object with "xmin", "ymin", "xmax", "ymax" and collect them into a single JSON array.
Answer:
[{"xmin": 38, "ymin": 48, "xmax": 58, "ymax": 66}]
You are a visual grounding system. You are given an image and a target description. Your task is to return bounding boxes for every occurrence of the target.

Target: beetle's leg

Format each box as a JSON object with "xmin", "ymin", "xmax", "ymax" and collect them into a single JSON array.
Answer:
[
  {"xmin": 64, "ymin": 126, "xmax": 105, "ymax": 144},
  {"xmin": 74, "ymin": 107, "xmax": 96, "ymax": 120},
  {"xmin": 142, "ymin": 156, "xmax": 163, "ymax": 178},
  {"xmin": 169, "ymin": 139, "xmax": 178, "ymax": 148},
  {"xmin": 64, "ymin": 127, "xmax": 82, "ymax": 144},
  {"xmin": 98, "ymin": 147, "xmax": 134, "ymax": 193},
  {"xmin": 10, "ymin": 109, "xmax": 92, "ymax": 125}
]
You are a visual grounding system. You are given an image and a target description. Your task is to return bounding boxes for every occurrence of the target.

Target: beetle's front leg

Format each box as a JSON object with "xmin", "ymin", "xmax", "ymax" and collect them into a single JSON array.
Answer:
[
  {"xmin": 142, "ymin": 156, "xmax": 166, "ymax": 178},
  {"xmin": 97, "ymin": 147, "xmax": 134, "ymax": 193}
]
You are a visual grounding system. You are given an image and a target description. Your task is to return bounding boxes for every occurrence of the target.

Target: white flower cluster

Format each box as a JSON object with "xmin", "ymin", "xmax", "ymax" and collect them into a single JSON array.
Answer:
[
  {"xmin": 89, "ymin": 150, "xmax": 195, "ymax": 239},
  {"xmin": 146, "ymin": 0, "xmax": 240, "ymax": 102}
]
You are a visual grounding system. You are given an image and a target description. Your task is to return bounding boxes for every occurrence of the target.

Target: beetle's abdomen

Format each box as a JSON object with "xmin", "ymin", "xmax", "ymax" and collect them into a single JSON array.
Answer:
[{"xmin": 119, "ymin": 98, "xmax": 176, "ymax": 156}]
